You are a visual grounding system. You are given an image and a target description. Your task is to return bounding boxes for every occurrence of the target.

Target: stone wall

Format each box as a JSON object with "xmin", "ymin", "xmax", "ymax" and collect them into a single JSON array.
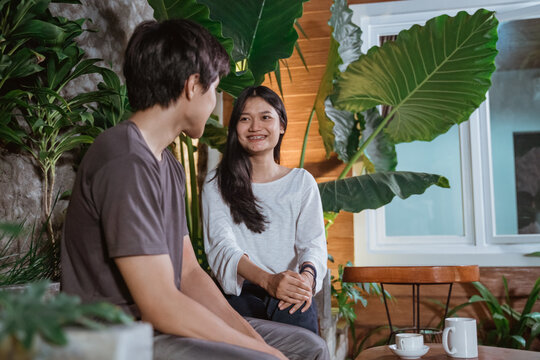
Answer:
[{"xmin": 0, "ymin": 0, "xmax": 153, "ymax": 229}]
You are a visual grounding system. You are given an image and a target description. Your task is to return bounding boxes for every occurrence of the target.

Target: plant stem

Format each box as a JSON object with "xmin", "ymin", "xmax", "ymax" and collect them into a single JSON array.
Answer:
[
  {"xmin": 185, "ymin": 137, "xmax": 201, "ymax": 239},
  {"xmin": 337, "ymin": 109, "xmax": 395, "ymax": 179},
  {"xmin": 299, "ymin": 107, "xmax": 316, "ymax": 168},
  {"xmin": 177, "ymin": 136, "xmax": 192, "ymax": 236}
]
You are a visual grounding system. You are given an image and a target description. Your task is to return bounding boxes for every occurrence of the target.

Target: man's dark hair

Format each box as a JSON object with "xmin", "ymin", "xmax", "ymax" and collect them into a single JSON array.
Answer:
[
  {"xmin": 216, "ymin": 86, "xmax": 288, "ymax": 234},
  {"xmin": 123, "ymin": 19, "xmax": 229, "ymax": 111}
]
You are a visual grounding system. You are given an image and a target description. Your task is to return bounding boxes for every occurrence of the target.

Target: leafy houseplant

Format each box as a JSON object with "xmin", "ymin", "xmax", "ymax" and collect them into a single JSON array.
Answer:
[
  {"xmin": 439, "ymin": 277, "xmax": 540, "ymax": 350},
  {"xmin": 0, "ymin": 281, "xmax": 132, "ymax": 359},
  {"xmin": 0, "ymin": 0, "xmax": 124, "ymax": 245},
  {"xmin": 0, "ymin": 221, "xmax": 56, "ymax": 286},
  {"xmin": 300, "ymin": 0, "xmax": 498, "ymax": 230}
]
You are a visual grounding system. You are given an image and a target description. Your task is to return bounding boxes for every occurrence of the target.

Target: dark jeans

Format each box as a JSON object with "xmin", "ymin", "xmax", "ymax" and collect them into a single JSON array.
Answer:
[{"xmin": 227, "ymin": 281, "xmax": 319, "ymax": 334}]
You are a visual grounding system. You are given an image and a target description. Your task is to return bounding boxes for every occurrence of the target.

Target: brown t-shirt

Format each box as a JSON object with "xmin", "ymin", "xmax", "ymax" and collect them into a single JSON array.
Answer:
[{"xmin": 61, "ymin": 120, "xmax": 188, "ymax": 318}]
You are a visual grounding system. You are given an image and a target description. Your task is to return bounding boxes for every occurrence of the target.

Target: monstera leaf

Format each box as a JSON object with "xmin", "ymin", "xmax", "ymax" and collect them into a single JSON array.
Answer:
[
  {"xmin": 318, "ymin": 172, "xmax": 449, "ymax": 213},
  {"xmin": 315, "ymin": 0, "xmax": 363, "ymax": 156},
  {"xmin": 331, "ymin": 9, "xmax": 499, "ymax": 143},
  {"xmin": 148, "ymin": 0, "xmax": 306, "ymax": 97}
]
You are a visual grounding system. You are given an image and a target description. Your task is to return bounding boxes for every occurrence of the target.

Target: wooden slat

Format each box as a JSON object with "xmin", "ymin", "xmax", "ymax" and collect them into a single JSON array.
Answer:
[
  {"xmin": 303, "ymin": 0, "xmax": 334, "ymax": 13},
  {"xmin": 296, "ymin": 11, "xmax": 332, "ymax": 39},
  {"xmin": 343, "ymin": 266, "xmax": 480, "ymax": 284},
  {"xmin": 282, "ymin": 38, "xmax": 330, "ymax": 71}
]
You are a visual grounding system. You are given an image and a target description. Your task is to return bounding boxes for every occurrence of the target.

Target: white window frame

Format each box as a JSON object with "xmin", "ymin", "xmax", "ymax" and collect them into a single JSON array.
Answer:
[{"xmin": 351, "ymin": 0, "xmax": 540, "ymax": 266}]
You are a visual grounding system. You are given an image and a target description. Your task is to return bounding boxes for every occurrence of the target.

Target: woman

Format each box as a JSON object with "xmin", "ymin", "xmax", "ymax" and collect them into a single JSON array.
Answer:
[{"xmin": 202, "ymin": 86, "xmax": 327, "ymax": 334}]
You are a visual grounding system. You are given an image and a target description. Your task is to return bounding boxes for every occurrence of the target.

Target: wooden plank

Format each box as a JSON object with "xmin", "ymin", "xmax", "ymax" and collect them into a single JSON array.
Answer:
[
  {"xmin": 303, "ymin": 0, "xmax": 333, "ymax": 13},
  {"xmin": 296, "ymin": 11, "xmax": 332, "ymax": 39},
  {"xmin": 343, "ymin": 266, "xmax": 480, "ymax": 284},
  {"xmin": 284, "ymin": 38, "xmax": 331, "ymax": 69},
  {"xmin": 265, "ymin": 66, "xmax": 326, "ymax": 97}
]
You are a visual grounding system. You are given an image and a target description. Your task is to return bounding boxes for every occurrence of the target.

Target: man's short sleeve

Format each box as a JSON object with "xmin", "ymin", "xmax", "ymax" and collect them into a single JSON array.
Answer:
[{"xmin": 92, "ymin": 156, "xmax": 168, "ymax": 258}]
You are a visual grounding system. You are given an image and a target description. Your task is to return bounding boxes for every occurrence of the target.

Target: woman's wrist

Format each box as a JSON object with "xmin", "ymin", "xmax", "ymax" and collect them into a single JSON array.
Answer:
[{"xmin": 300, "ymin": 263, "xmax": 317, "ymax": 293}]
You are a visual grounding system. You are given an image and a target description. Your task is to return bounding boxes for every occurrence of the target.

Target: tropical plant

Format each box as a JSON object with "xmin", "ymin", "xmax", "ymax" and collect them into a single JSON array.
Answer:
[
  {"xmin": 436, "ymin": 277, "xmax": 540, "ymax": 350},
  {"xmin": 0, "ymin": 221, "xmax": 56, "ymax": 286},
  {"xmin": 0, "ymin": 280, "xmax": 133, "ymax": 358},
  {"xmin": 300, "ymin": 0, "xmax": 498, "ymax": 231},
  {"xmin": 0, "ymin": 0, "xmax": 125, "ymax": 244}
]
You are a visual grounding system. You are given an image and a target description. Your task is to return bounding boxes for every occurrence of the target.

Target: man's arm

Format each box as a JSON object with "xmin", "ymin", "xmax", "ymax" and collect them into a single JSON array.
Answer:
[
  {"xmin": 179, "ymin": 235, "xmax": 265, "ymax": 342},
  {"xmin": 114, "ymin": 247, "xmax": 285, "ymax": 359}
]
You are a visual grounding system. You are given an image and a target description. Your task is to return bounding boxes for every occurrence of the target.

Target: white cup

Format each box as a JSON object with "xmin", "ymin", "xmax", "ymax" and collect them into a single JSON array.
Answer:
[
  {"xmin": 442, "ymin": 317, "xmax": 478, "ymax": 358},
  {"xmin": 395, "ymin": 333, "xmax": 423, "ymax": 351}
]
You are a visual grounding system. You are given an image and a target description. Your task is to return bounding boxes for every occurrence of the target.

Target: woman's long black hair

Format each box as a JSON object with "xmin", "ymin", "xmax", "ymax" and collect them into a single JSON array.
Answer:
[{"xmin": 215, "ymin": 86, "xmax": 288, "ymax": 233}]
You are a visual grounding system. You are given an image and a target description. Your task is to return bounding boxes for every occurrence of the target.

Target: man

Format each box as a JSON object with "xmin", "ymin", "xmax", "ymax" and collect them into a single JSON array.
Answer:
[{"xmin": 61, "ymin": 19, "xmax": 329, "ymax": 360}]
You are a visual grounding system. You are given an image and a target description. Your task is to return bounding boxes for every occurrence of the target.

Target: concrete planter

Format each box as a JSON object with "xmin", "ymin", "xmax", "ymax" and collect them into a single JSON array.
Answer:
[
  {"xmin": 0, "ymin": 322, "xmax": 153, "ymax": 360},
  {"xmin": 0, "ymin": 283, "xmax": 153, "ymax": 360},
  {"xmin": 33, "ymin": 322, "xmax": 153, "ymax": 360}
]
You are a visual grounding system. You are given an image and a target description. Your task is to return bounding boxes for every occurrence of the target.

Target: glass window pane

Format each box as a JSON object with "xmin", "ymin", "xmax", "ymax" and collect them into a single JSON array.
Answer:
[
  {"xmin": 490, "ymin": 18, "xmax": 540, "ymax": 235},
  {"xmin": 385, "ymin": 126, "xmax": 464, "ymax": 236}
]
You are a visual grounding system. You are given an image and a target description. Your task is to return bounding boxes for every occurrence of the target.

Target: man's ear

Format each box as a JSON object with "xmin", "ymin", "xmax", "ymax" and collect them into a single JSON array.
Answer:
[{"xmin": 184, "ymin": 73, "xmax": 200, "ymax": 101}]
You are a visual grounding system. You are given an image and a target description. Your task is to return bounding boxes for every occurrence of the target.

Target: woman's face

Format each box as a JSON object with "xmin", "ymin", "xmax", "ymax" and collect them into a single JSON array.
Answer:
[{"xmin": 236, "ymin": 96, "xmax": 283, "ymax": 157}]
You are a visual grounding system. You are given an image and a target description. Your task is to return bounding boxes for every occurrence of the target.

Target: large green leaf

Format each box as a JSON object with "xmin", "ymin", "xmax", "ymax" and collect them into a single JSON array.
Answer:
[
  {"xmin": 324, "ymin": 97, "xmax": 358, "ymax": 163},
  {"xmin": 199, "ymin": 117, "xmax": 227, "ymax": 153},
  {"xmin": 361, "ymin": 108, "xmax": 397, "ymax": 172},
  {"xmin": 332, "ymin": 9, "xmax": 498, "ymax": 143},
  {"xmin": 315, "ymin": 0, "xmax": 363, "ymax": 157},
  {"xmin": 149, "ymin": 0, "xmax": 306, "ymax": 96},
  {"xmin": 315, "ymin": 37, "xmax": 340, "ymax": 156},
  {"xmin": 198, "ymin": 0, "xmax": 306, "ymax": 85},
  {"xmin": 11, "ymin": 19, "xmax": 67, "ymax": 45},
  {"xmin": 147, "ymin": 0, "xmax": 254, "ymax": 97},
  {"xmin": 318, "ymin": 171, "xmax": 449, "ymax": 213}
]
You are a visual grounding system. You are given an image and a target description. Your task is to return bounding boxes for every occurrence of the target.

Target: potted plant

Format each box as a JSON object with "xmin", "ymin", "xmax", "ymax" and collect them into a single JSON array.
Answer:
[{"xmin": 0, "ymin": 281, "xmax": 152, "ymax": 360}]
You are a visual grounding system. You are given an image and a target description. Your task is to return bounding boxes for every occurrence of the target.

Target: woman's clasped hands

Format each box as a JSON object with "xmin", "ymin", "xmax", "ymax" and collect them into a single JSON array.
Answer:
[{"xmin": 264, "ymin": 270, "xmax": 314, "ymax": 314}]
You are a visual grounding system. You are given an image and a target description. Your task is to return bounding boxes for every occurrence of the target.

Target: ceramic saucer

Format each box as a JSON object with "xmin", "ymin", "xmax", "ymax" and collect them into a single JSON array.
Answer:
[{"xmin": 388, "ymin": 344, "xmax": 430, "ymax": 359}]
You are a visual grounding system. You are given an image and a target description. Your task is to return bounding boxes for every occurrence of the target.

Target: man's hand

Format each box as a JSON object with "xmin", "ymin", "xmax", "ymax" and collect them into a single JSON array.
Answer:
[{"xmin": 264, "ymin": 270, "xmax": 312, "ymax": 304}]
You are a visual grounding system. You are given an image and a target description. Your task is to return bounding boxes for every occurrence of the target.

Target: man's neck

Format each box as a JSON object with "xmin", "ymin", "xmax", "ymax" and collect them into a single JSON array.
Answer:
[{"xmin": 130, "ymin": 104, "xmax": 183, "ymax": 161}]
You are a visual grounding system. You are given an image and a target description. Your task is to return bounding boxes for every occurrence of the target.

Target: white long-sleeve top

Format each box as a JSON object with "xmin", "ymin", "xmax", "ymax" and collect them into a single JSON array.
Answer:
[{"xmin": 202, "ymin": 168, "xmax": 327, "ymax": 296}]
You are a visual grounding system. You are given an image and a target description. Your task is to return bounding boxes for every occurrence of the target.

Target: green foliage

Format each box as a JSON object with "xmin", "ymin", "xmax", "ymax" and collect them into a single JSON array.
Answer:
[
  {"xmin": 440, "ymin": 277, "xmax": 540, "ymax": 350},
  {"xmin": 0, "ymin": 221, "xmax": 57, "ymax": 286},
  {"xmin": 319, "ymin": 171, "xmax": 449, "ymax": 213},
  {"xmin": 199, "ymin": 116, "xmax": 228, "ymax": 153},
  {"xmin": 0, "ymin": 281, "xmax": 132, "ymax": 350},
  {"xmin": 332, "ymin": 9, "xmax": 498, "ymax": 144},
  {"xmin": 0, "ymin": 0, "xmax": 126, "ymax": 243},
  {"xmin": 314, "ymin": 0, "xmax": 363, "ymax": 158},
  {"xmin": 300, "ymin": 2, "xmax": 499, "ymax": 227},
  {"xmin": 148, "ymin": 0, "xmax": 306, "ymax": 97}
]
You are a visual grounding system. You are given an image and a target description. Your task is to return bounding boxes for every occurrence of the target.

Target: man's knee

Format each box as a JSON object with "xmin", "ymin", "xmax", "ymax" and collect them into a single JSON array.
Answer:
[{"xmin": 301, "ymin": 330, "xmax": 330, "ymax": 360}]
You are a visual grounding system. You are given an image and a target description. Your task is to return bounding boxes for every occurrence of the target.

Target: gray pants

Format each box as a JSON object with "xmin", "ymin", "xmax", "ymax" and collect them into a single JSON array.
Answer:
[{"xmin": 153, "ymin": 317, "xmax": 330, "ymax": 360}]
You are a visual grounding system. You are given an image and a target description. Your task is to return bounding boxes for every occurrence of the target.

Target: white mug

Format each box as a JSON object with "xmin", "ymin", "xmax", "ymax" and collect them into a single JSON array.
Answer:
[
  {"xmin": 395, "ymin": 333, "xmax": 423, "ymax": 351},
  {"xmin": 442, "ymin": 317, "xmax": 478, "ymax": 358}
]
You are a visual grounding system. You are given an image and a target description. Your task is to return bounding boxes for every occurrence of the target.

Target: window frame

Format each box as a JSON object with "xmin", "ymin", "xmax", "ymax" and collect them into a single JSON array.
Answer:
[{"xmin": 350, "ymin": 0, "xmax": 540, "ymax": 267}]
